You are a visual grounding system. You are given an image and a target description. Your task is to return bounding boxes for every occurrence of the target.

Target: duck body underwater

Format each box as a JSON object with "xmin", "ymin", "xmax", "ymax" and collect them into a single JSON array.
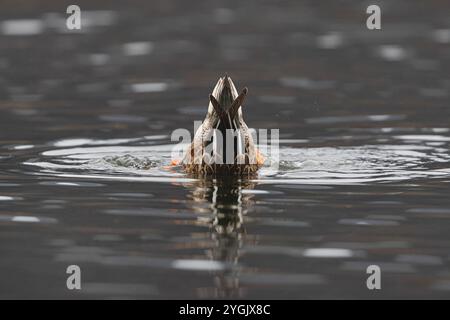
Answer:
[{"xmin": 180, "ymin": 75, "xmax": 265, "ymax": 176}]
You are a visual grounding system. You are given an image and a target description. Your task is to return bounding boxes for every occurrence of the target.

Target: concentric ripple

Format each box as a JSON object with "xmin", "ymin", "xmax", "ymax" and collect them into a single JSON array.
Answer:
[{"xmin": 20, "ymin": 134, "xmax": 450, "ymax": 185}]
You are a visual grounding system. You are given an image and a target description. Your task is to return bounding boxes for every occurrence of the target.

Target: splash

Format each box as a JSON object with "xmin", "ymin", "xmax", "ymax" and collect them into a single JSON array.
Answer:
[{"xmin": 20, "ymin": 134, "xmax": 450, "ymax": 185}]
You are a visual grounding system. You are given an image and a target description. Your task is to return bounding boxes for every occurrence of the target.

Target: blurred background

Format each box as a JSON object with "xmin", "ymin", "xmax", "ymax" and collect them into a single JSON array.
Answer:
[
  {"xmin": 1, "ymin": 0, "xmax": 449, "ymax": 140},
  {"xmin": 1, "ymin": 0, "xmax": 450, "ymax": 299}
]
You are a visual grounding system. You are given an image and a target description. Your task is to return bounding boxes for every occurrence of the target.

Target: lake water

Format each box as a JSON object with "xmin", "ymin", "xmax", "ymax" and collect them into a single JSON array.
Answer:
[{"xmin": 1, "ymin": 0, "xmax": 450, "ymax": 299}]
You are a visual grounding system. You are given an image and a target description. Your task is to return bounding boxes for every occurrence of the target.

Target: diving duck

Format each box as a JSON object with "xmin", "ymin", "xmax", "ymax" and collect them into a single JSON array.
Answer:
[{"xmin": 182, "ymin": 75, "xmax": 264, "ymax": 175}]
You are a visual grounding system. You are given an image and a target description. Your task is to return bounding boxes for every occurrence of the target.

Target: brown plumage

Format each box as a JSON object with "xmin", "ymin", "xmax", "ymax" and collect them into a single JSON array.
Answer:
[{"xmin": 182, "ymin": 76, "xmax": 264, "ymax": 176}]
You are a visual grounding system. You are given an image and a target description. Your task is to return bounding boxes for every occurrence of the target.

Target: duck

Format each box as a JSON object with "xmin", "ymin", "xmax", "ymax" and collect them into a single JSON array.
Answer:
[{"xmin": 181, "ymin": 75, "xmax": 264, "ymax": 175}]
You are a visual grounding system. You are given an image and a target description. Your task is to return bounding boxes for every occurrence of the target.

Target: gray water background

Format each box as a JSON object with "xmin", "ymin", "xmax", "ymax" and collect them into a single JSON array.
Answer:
[{"xmin": 0, "ymin": 0, "xmax": 450, "ymax": 299}]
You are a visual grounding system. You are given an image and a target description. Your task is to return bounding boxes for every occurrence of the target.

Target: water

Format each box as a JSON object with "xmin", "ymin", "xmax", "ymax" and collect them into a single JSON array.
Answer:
[{"xmin": 1, "ymin": 1, "xmax": 450, "ymax": 299}]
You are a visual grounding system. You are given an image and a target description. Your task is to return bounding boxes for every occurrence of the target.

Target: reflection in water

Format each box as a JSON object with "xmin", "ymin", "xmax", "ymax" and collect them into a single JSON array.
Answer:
[{"xmin": 186, "ymin": 177, "xmax": 256, "ymax": 298}]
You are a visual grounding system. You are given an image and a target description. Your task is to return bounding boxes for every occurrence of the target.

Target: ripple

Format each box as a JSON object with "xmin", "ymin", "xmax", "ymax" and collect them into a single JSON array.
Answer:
[
  {"xmin": 259, "ymin": 219, "xmax": 309, "ymax": 228},
  {"xmin": 0, "ymin": 214, "xmax": 57, "ymax": 224},
  {"xmin": 13, "ymin": 145, "xmax": 34, "ymax": 150},
  {"xmin": 172, "ymin": 259, "xmax": 225, "ymax": 271},
  {"xmin": 12, "ymin": 216, "xmax": 40, "ymax": 223},
  {"xmin": 395, "ymin": 135, "xmax": 450, "ymax": 142},
  {"xmin": 1, "ymin": 19, "xmax": 44, "ymax": 36},
  {"xmin": 99, "ymin": 114, "xmax": 148, "ymax": 123},
  {"xmin": 280, "ymin": 77, "xmax": 335, "ymax": 90},
  {"xmin": 338, "ymin": 219, "xmax": 399, "ymax": 226},
  {"xmin": 52, "ymin": 136, "xmax": 164, "ymax": 148},
  {"xmin": 129, "ymin": 82, "xmax": 169, "ymax": 93},
  {"xmin": 316, "ymin": 32, "xmax": 343, "ymax": 49},
  {"xmin": 39, "ymin": 181, "xmax": 104, "ymax": 187},
  {"xmin": 82, "ymin": 10, "xmax": 117, "ymax": 28},
  {"xmin": 377, "ymin": 45, "xmax": 407, "ymax": 61},
  {"xmin": 102, "ymin": 154, "xmax": 158, "ymax": 169},
  {"xmin": 82, "ymin": 283, "xmax": 157, "ymax": 296},
  {"xmin": 342, "ymin": 261, "xmax": 416, "ymax": 273},
  {"xmin": 306, "ymin": 114, "xmax": 404, "ymax": 125},
  {"xmin": 303, "ymin": 248, "xmax": 354, "ymax": 258},
  {"xmin": 123, "ymin": 42, "xmax": 154, "ymax": 56},
  {"xmin": 53, "ymin": 138, "xmax": 93, "ymax": 147},
  {"xmin": 396, "ymin": 254, "xmax": 443, "ymax": 266},
  {"xmin": 239, "ymin": 273, "xmax": 325, "ymax": 285},
  {"xmin": 20, "ymin": 135, "xmax": 450, "ymax": 186},
  {"xmin": 433, "ymin": 29, "xmax": 450, "ymax": 44}
]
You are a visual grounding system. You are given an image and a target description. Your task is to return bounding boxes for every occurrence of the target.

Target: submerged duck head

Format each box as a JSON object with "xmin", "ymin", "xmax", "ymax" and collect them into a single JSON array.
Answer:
[{"xmin": 182, "ymin": 75, "xmax": 264, "ymax": 175}]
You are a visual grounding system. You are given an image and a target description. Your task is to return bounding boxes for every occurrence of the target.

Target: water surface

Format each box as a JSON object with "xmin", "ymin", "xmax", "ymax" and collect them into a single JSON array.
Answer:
[{"xmin": 1, "ymin": 0, "xmax": 450, "ymax": 299}]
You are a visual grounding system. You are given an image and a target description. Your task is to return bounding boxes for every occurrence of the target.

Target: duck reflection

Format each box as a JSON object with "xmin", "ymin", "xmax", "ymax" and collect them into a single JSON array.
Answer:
[{"xmin": 186, "ymin": 176, "xmax": 257, "ymax": 298}]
